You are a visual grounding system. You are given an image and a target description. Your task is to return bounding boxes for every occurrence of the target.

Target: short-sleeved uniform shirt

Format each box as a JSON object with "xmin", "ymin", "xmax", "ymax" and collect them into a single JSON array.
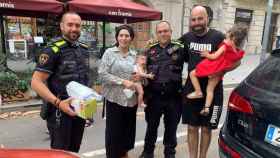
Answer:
[
  {"xmin": 35, "ymin": 39, "xmax": 89, "ymax": 114},
  {"xmin": 179, "ymin": 29, "xmax": 225, "ymax": 129}
]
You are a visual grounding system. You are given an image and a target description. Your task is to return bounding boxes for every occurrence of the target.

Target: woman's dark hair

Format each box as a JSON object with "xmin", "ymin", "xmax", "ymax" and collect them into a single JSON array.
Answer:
[
  {"xmin": 227, "ymin": 23, "xmax": 248, "ymax": 47},
  {"xmin": 115, "ymin": 24, "xmax": 135, "ymax": 46}
]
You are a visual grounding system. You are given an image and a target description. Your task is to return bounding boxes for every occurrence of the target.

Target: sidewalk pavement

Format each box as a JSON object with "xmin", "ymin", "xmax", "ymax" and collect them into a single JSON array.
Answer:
[
  {"xmin": 223, "ymin": 53, "xmax": 261, "ymax": 86},
  {"xmin": 181, "ymin": 53, "xmax": 262, "ymax": 86}
]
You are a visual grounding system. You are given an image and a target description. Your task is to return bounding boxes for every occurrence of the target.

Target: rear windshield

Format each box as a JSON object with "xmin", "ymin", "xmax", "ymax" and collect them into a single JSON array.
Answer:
[{"xmin": 246, "ymin": 54, "xmax": 280, "ymax": 94}]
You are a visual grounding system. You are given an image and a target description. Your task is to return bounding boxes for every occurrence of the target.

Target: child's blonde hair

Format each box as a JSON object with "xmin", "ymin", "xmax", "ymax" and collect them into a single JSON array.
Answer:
[{"xmin": 227, "ymin": 24, "xmax": 248, "ymax": 48}]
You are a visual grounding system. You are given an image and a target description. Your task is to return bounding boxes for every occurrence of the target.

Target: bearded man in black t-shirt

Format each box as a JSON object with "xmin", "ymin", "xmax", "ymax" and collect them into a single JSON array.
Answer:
[{"xmin": 179, "ymin": 5, "xmax": 225, "ymax": 158}]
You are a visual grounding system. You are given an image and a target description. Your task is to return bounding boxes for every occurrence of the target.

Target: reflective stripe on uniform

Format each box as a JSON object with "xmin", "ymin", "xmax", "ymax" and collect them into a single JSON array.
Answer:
[
  {"xmin": 51, "ymin": 46, "xmax": 59, "ymax": 53},
  {"xmin": 54, "ymin": 40, "xmax": 66, "ymax": 47},
  {"xmin": 171, "ymin": 40, "xmax": 184, "ymax": 48}
]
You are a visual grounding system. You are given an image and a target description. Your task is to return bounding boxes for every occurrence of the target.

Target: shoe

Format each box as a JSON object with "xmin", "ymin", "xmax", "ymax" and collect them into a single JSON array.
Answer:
[
  {"xmin": 187, "ymin": 91, "xmax": 203, "ymax": 99},
  {"xmin": 139, "ymin": 151, "xmax": 154, "ymax": 158},
  {"xmin": 200, "ymin": 106, "xmax": 210, "ymax": 116}
]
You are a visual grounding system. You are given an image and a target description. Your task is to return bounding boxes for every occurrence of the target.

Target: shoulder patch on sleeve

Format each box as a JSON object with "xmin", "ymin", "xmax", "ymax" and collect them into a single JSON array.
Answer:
[{"xmin": 38, "ymin": 53, "xmax": 49, "ymax": 65}]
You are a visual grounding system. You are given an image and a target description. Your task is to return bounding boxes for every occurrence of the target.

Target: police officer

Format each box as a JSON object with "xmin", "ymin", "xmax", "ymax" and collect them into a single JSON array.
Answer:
[
  {"xmin": 31, "ymin": 12, "xmax": 89, "ymax": 152},
  {"xmin": 139, "ymin": 21, "xmax": 188, "ymax": 158}
]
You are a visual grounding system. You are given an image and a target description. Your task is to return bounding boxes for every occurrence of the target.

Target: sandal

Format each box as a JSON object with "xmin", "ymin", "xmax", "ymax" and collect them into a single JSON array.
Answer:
[
  {"xmin": 200, "ymin": 106, "xmax": 210, "ymax": 116},
  {"xmin": 187, "ymin": 92, "xmax": 203, "ymax": 99}
]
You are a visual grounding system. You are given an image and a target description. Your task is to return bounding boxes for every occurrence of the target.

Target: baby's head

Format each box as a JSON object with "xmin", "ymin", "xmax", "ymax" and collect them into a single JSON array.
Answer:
[
  {"xmin": 227, "ymin": 24, "xmax": 248, "ymax": 48},
  {"xmin": 136, "ymin": 51, "xmax": 148, "ymax": 65}
]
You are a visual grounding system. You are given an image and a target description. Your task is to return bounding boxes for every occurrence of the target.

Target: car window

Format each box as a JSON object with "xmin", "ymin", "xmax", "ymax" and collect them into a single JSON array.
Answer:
[{"xmin": 246, "ymin": 55, "xmax": 280, "ymax": 94}]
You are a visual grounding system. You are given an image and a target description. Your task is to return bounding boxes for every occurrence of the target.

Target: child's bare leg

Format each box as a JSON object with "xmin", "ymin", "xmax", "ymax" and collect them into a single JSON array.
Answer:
[
  {"xmin": 200, "ymin": 74, "xmax": 221, "ymax": 116},
  {"xmin": 187, "ymin": 69, "xmax": 203, "ymax": 99},
  {"xmin": 134, "ymin": 83, "xmax": 146, "ymax": 107}
]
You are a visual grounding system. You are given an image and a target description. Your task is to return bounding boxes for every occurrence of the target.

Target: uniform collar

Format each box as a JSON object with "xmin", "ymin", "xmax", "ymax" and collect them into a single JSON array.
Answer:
[
  {"xmin": 62, "ymin": 36, "xmax": 79, "ymax": 47},
  {"xmin": 158, "ymin": 42, "xmax": 172, "ymax": 49}
]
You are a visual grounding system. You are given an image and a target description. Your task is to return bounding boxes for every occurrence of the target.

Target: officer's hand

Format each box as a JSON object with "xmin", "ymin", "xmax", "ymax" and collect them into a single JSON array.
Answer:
[
  {"xmin": 59, "ymin": 98, "xmax": 77, "ymax": 117},
  {"xmin": 122, "ymin": 80, "xmax": 136, "ymax": 90}
]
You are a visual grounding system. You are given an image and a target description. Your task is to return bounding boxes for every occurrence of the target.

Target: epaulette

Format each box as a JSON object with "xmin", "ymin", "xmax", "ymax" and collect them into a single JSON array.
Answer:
[
  {"xmin": 48, "ymin": 38, "xmax": 67, "ymax": 54},
  {"xmin": 147, "ymin": 41, "xmax": 159, "ymax": 49},
  {"xmin": 171, "ymin": 40, "xmax": 184, "ymax": 48},
  {"xmin": 78, "ymin": 42, "xmax": 89, "ymax": 49}
]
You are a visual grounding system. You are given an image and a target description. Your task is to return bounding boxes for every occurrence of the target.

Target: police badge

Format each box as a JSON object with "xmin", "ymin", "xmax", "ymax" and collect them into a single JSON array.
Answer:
[
  {"xmin": 167, "ymin": 45, "xmax": 180, "ymax": 55},
  {"xmin": 38, "ymin": 53, "xmax": 49, "ymax": 65}
]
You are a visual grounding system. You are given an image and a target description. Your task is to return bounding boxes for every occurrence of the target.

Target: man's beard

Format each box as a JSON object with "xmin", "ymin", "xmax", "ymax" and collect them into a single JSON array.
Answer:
[
  {"xmin": 191, "ymin": 25, "xmax": 207, "ymax": 35},
  {"xmin": 65, "ymin": 32, "xmax": 80, "ymax": 42}
]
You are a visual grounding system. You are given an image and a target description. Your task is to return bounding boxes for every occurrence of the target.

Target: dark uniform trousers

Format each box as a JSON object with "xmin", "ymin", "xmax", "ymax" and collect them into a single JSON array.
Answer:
[
  {"xmin": 143, "ymin": 41, "xmax": 185, "ymax": 156},
  {"xmin": 47, "ymin": 109, "xmax": 85, "ymax": 152},
  {"xmin": 144, "ymin": 86, "xmax": 182, "ymax": 156}
]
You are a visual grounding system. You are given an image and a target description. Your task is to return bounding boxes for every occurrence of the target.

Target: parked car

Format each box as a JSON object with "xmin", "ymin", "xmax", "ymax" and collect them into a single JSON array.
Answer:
[
  {"xmin": 219, "ymin": 49, "xmax": 280, "ymax": 158},
  {"xmin": 0, "ymin": 148, "xmax": 80, "ymax": 158}
]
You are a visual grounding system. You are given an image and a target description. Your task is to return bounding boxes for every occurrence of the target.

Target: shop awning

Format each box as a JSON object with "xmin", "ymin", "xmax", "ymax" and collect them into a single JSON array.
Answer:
[
  {"xmin": 0, "ymin": 0, "xmax": 64, "ymax": 17},
  {"xmin": 67, "ymin": 0, "xmax": 162, "ymax": 23}
]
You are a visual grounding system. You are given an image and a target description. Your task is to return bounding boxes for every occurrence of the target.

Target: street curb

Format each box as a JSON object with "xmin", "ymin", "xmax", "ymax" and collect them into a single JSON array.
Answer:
[{"xmin": 0, "ymin": 99, "xmax": 42, "ymax": 113}]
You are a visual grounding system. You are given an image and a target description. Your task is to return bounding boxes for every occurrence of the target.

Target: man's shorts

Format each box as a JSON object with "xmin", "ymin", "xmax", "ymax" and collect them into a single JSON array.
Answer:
[{"xmin": 181, "ymin": 77, "xmax": 223, "ymax": 129}]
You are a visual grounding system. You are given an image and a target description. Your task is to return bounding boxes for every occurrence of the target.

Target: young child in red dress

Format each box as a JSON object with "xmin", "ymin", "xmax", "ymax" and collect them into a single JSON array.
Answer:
[{"xmin": 187, "ymin": 24, "xmax": 248, "ymax": 116}]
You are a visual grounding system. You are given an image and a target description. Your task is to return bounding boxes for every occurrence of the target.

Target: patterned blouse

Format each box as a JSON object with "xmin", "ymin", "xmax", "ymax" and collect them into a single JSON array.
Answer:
[{"xmin": 98, "ymin": 46, "xmax": 137, "ymax": 107}]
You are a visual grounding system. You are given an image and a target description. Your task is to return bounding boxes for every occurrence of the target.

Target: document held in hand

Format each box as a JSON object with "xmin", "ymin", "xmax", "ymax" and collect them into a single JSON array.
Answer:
[{"xmin": 66, "ymin": 81, "xmax": 102, "ymax": 120}]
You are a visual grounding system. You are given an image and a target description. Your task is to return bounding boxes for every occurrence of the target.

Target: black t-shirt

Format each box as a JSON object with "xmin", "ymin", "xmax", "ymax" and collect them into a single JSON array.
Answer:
[
  {"xmin": 179, "ymin": 29, "xmax": 225, "ymax": 71},
  {"xmin": 179, "ymin": 29, "xmax": 225, "ymax": 95}
]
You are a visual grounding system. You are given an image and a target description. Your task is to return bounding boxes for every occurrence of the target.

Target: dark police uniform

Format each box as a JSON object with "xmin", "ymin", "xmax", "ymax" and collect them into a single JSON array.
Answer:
[
  {"xmin": 142, "ymin": 40, "xmax": 188, "ymax": 157},
  {"xmin": 35, "ymin": 37, "xmax": 89, "ymax": 152}
]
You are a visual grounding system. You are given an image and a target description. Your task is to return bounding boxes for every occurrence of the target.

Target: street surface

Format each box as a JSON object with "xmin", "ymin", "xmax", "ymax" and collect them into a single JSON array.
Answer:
[{"xmin": 0, "ymin": 86, "xmax": 234, "ymax": 158}]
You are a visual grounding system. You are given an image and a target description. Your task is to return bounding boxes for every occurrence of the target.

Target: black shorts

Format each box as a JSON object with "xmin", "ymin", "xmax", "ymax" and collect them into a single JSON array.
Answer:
[{"xmin": 182, "ymin": 77, "xmax": 223, "ymax": 129}]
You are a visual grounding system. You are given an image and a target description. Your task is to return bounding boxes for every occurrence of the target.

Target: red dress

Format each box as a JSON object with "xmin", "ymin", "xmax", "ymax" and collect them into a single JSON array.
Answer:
[{"xmin": 196, "ymin": 42, "xmax": 245, "ymax": 77}]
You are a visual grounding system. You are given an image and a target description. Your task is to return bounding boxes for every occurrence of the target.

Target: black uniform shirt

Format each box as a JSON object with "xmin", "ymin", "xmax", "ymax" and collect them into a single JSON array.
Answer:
[{"xmin": 35, "ymin": 38, "xmax": 89, "ymax": 99}]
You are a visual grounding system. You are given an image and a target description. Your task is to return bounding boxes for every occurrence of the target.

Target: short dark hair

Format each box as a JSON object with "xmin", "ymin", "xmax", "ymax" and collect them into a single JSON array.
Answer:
[
  {"xmin": 115, "ymin": 24, "xmax": 134, "ymax": 46},
  {"xmin": 61, "ymin": 12, "xmax": 81, "ymax": 23},
  {"xmin": 227, "ymin": 23, "xmax": 248, "ymax": 47},
  {"xmin": 156, "ymin": 20, "xmax": 172, "ymax": 32}
]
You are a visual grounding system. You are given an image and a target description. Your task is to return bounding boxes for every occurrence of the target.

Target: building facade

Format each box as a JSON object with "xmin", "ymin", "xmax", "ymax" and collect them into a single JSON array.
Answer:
[{"xmin": 143, "ymin": 0, "xmax": 280, "ymax": 54}]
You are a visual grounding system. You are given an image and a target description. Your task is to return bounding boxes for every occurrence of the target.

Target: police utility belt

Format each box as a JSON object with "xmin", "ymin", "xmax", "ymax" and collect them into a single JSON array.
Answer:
[{"xmin": 149, "ymin": 81, "xmax": 181, "ymax": 96}]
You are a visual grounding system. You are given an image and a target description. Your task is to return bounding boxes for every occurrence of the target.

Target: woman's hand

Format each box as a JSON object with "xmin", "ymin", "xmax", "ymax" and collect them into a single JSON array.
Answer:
[{"xmin": 122, "ymin": 80, "xmax": 136, "ymax": 90}]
